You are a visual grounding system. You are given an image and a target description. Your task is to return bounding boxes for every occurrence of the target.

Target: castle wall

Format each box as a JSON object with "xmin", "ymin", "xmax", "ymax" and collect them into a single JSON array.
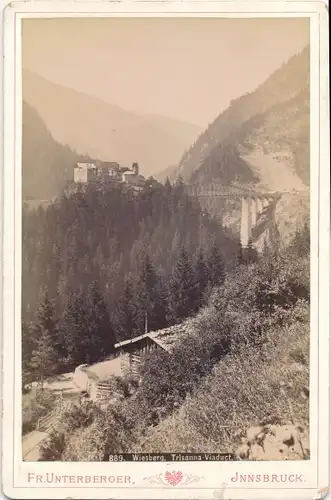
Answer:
[{"xmin": 74, "ymin": 168, "xmax": 88, "ymax": 184}]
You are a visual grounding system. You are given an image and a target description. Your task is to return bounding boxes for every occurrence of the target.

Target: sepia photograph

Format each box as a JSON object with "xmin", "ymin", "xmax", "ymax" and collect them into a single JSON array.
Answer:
[{"xmin": 19, "ymin": 15, "xmax": 312, "ymax": 464}]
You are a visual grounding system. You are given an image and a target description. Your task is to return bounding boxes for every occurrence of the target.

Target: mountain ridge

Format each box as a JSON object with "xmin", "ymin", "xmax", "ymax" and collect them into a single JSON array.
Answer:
[
  {"xmin": 22, "ymin": 69, "xmax": 202, "ymax": 178},
  {"xmin": 22, "ymin": 101, "xmax": 96, "ymax": 200},
  {"xmin": 176, "ymin": 46, "xmax": 309, "ymax": 186}
]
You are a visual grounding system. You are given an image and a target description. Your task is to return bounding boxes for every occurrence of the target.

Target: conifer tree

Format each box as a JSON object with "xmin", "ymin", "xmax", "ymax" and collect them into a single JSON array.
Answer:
[
  {"xmin": 22, "ymin": 181, "xmax": 236, "ymax": 338},
  {"xmin": 243, "ymin": 239, "xmax": 258, "ymax": 264},
  {"xmin": 161, "ymin": 178, "xmax": 173, "ymax": 223},
  {"xmin": 115, "ymin": 277, "xmax": 139, "ymax": 340},
  {"xmin": 86, "ymin": 280, "xmax": 115, "ymax": 363},
  {"xmin": 168, "ymin": 246, "xmax": 196, "ymax": 323},
  {"xmin": 149, "ymin": 273, "xmax": 169, "ymax": 332},
  {"xmin": 290, "ymin": 222, "xmax": 310, "ymax": 257},
  {"xmin": 175, "ymin": 175, "xmax": 184, "ymax": 187},
  {"xmin": 22, "ymin": 321, "xmax": 38, "ymax": 391},
  {"xmin": 30, "ymin": 292, "xmax": 58, "ymax": 389},
  {"xmin": 36, "ymin": 291, "xmax": 59, "ymax": 348},
  {"xmin": 30, "ymin": 327, "xmax": 57, "ymax": 390},
  {"xmin": 136, "ymin": 255, "xmax": 168, "ymax": 333},
  {"xmin": 61, "ymin": 291, "xmax": 89, "ymax": 368},
  {"xmin": 207, "ymin": 243, "xmax": 225, "ymax": 287},
  {"xmin": 164, "ymin": 177, "xmax": 172, "ymax": 191},
  {"xmin": 194, "ymin": 249, "xmax": 209, "ymax": 309}
]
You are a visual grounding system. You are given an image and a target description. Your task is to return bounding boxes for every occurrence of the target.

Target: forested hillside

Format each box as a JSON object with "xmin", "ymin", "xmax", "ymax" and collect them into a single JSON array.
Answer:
[
  {"xmin": 38, "ymin": 223, "xmax": 310, "ymax": 461},
  {"xmin": 22, "ymin": 101, "xmax": 94, "ymax": 200},
  {"xmin": 22, "ymin": 180, "xmax": 239, "ymax": 377},
  {"xmin": 21, "ymin": 42, "xmax": 311, "ymax": 463},
  {"xmin": 190, "ymin": 142, "xmax": 259, "ymax": 186}
]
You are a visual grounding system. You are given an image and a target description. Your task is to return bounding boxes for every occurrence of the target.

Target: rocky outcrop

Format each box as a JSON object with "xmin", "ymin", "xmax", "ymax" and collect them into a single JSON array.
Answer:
[{"xmin": 235, "ymin": 423, "xmax": 309, "ymax": 461}]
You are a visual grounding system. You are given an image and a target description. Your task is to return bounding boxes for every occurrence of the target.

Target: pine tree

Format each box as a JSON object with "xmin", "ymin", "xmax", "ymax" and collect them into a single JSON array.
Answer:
[
  {"xmin": 148, "ymin": 273, "xmax": 168, "ymax": 332},
  {"xmin": 136, "ymin": 255, "xmax": 168, "ymax": 333},
  {"xmin": 61, "ymin": 291, "xmax": 89, "ymax": 368},
  {"xmin": 164, "ymin": 177, "xmax": 172, "ymax": 190},
  {"xmin": 194, "ymin": 249, "xmax": 209, "ymax": 309},
  {"xmin": 36, "ymin": 291, "xmax": 59, "ymax": 347},
  {"xmin": 171, "ymin": 230, "xmax": 182, "ymax": 254},
  {"xmin": 243, "ymin": 239, "xmax": 258, "ymax": 264},
  {"xmin": 86, "ymin": 281, "xmax": 115, "ymax": 363},
  {"xmin": 207, "ymin": 243, "xmax": 225, "ymax": 287},
  {"xmin": 115, "ymin": 277, "xmax": 139, "ymax": 340},
  {"xmin": 168, "ymin": 247, "xmax": 196, "ymax": 323},
  {"xmin": 30, "ymin": 327, "xmax": 57, "ymax": 390},
  {"xmin": 22, "ymin": 321, "xmax": 38, "ymax": 391},
  {"xmin": 175, "ymin": 175, "xmax": 184, "ymax": 187},
  {"xmin": 22, "ymin": 180, "xmax": 236, "ymax": 336},
  {"xmin": 290, "ymin": 222, "xmax": 310, "ymax": 257},
  {"xmin": 30, "ymin": 293, "xmax": 58, "ymax": 389},
  {"xmin": 237, "ymin": 241, "xmax": 245, "ymax": 265}
]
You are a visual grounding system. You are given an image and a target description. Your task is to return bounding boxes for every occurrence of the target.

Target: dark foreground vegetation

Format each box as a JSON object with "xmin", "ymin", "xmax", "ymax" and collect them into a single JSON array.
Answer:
[{"xmin": 37, "ymin": 223, "xmax": 309, "ymax": 460}]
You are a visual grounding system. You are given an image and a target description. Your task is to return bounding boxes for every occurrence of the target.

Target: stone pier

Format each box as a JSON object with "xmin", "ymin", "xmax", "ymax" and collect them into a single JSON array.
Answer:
[
  {"xmin": 240, "ymin": 195, "xmax": 276, "ymax": 248},
  {"xmin": 240, "ymin": 197, "xmax": 252, "ymax": 247},
  {"xmin": 251, "ymin": 198, "xmax": 258, "ymax": 227}
]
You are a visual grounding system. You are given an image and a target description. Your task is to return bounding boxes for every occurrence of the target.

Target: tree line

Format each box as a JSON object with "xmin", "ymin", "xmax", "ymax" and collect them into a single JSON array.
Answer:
[
  {"xmin": 23, "ymin": 242, "xmax": 228, "ymax": 388},
  {"xmin": 22, "ymin": 179, "xmax": 242, "ymax": 387}
]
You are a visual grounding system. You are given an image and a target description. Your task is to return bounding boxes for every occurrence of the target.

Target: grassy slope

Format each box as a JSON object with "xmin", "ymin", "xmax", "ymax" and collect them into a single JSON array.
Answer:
[
  {"xmin": 136, "ymin": 301, "xmax": 309, "ymax": 456},
  {"xmin": 41, "ymin": 235, "xmax": 310, "ymax": 461}
]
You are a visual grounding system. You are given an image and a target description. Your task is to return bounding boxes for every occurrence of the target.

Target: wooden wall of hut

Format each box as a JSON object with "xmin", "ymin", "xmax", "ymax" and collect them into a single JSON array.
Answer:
[{"xmin": 119, "ymin": 336, "xmax": 159, "ymax": 376}]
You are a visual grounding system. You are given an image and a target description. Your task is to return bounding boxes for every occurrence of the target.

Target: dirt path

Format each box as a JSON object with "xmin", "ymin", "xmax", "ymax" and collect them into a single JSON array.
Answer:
[
  {"xmin": 34, "ymin": 372, "xmax": 80, "ymax": 394},
  {"xmin": 22, "ymin": 359, "xmax": 124, "ymax": 461},
  {"xmin": 22, "ymin": 430, "xmax": 48, "ymax": 461}
]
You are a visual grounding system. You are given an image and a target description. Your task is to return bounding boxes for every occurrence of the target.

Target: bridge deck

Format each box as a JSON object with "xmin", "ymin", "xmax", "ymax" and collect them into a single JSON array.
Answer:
[{"xmin": 185, "ymin": 186, "xmax": 308, "ymax": 198}]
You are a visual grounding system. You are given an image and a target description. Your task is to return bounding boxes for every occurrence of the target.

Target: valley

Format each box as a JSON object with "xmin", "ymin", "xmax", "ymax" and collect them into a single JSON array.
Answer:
[{"xmin": 22, "ymin": 45, "xmax": 310, "ymax": 463}]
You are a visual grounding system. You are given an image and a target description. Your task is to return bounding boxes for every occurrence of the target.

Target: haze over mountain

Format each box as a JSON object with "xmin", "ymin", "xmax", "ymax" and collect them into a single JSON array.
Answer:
[
  {"xmin": 164, "ymin": 47, "xmax": 310, "ymax": 245},
  {"xmin": 22, "ymin": 68, "xmax": 202, "ymax": 178},
  {"xmin": 22, "ymin": 101, "xmax": 95, "ymax": 200},
  {"xmin": 174, "ymin": 46, "xmax": 309, "ymax": 189}
]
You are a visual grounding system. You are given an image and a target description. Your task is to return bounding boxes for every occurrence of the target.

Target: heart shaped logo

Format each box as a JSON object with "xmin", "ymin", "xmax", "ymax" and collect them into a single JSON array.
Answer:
[{"xmin": 165, "ymin": 471, "xmax": 183, "ymax": 486}]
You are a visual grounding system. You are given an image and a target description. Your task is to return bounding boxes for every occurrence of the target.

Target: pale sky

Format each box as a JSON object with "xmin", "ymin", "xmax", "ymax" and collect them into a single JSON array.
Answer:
[{"xmin": 22, "ymin": 17, "xmax": 309, "ymax": 127}]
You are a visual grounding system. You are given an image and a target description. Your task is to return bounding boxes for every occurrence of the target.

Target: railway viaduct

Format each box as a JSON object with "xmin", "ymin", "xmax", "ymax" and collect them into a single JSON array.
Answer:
[{"xmin": 185, "ymin": 184, "xmax": 305, "ymax": 248}]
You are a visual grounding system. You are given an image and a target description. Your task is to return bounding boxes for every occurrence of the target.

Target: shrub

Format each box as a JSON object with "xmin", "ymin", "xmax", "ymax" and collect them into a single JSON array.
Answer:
[
  {"xmin": 62, "ymin": 399, "xmax": 142, "ymax": 460},
  {"xmin": 22, "ymin": 389, "xmax": 57, "ymax": 435},
  {"xmin": 59, "ymin": 241, "xmax": 310, "ymax": 460},
  {"xmin": 136, "ymin": 304, "xmax": 309, "ymax": 454},
  {"xmin": 60, "ymin": 399, "xmax": 101, "ymax": 432},
  {"xmin": 137, "ymin": 312, "xmax": 232, "ymax": 424},
  {"xmin": 39, "ymin": 430, "xmax": 66, "ymax": 461},
  {"xmin": 103, "ymin": 373, "xmax": 140, "ymax": 399}
]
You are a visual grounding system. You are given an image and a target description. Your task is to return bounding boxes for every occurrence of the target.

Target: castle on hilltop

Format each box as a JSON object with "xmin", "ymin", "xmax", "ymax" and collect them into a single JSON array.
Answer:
[{"xmin": 73, "ymin": 161, "xmax": 147, "ymax": 190}]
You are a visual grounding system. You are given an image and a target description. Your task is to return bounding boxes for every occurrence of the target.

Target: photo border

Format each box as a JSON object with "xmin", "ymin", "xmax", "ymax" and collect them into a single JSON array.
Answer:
[{"xmin": 2, "ymin": 2, "xmax": 329, "ymax": 499}]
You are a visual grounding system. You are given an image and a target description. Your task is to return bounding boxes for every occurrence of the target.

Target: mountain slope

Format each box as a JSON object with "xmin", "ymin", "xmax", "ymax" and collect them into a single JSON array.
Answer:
[
  {"xmin": 22, "ymin": 101, "xmax": 93, "ymax": 200},
  {"xmin": 23, "ymin": 69, "xmax": 202, "ymax": 178},
  {"xmin": 177, "ymin": 47, "xmax": 309, "ymax": 186},
  {"xmin": 172, "ymin": 47, "xmax": 310, "ymax": 246}
]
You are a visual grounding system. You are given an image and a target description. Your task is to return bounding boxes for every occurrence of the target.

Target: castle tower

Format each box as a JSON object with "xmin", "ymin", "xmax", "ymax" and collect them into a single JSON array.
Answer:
[{"xmin": 132, "ymin": 162, "xmax": 139, "ymax": 175}]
